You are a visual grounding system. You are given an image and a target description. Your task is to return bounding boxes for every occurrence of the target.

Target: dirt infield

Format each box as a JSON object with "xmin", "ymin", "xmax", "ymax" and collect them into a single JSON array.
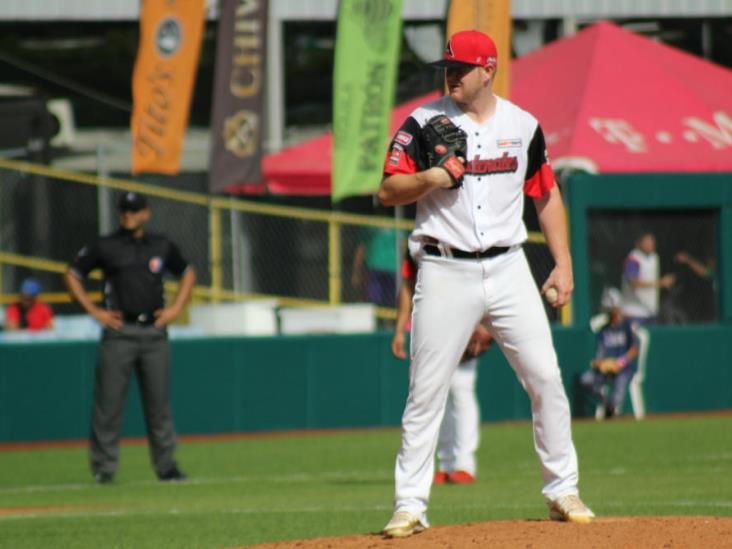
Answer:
[{"xmin": 244, "ymin": 516, "xmax": 732, "ymax": 549}]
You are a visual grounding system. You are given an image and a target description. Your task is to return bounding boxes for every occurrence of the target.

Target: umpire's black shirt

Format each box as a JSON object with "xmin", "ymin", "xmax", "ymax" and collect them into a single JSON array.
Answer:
[{"xmin": 70, "ymin": 228, "xmax": 189, "ymax": 317}]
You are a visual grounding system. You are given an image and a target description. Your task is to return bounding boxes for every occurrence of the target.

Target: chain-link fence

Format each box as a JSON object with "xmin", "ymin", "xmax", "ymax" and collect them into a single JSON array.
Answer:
[{"xmin": 0, "ymin": 158, "xmax": 560, "ymax": 324}]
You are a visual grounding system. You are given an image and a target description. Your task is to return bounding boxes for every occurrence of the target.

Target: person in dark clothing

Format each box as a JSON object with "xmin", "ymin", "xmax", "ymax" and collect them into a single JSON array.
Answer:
[{"xmin": 64, "ymin": 192, "xmax": 196, "ymax": 484}]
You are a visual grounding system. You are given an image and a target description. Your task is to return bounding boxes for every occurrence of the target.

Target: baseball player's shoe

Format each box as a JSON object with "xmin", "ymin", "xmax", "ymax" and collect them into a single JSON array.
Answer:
[
  {"xmin": 157, "ymin": 466, "xmax": 187, "ymax": 482},
  {"xmin": 94, "ymin": 472, "xmax": 114, "ymax": 485},
  {"xmin": 448, "ymin": 470, "xmax": 475, "ymax": 484},
  {"xmin": 547, "ymin": 494, "xmax": 595, "ymax": 523},
  {"xmin": 433, "ymin": 471, "xmax": 449, "ymax": 485},
  {"xmin": 383, "ymin": 511, "xmax": 429, "ymax": 538}
]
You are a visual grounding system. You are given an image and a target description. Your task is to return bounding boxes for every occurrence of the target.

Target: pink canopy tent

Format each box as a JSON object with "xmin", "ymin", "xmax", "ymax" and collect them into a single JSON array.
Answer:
[
  {"xmin": 239, "ymin": 21, "xmax": 732, "ymax": 195},
  {"xmin": 512, "ymin": 21, "xmax": 732, "ymax": 174}
]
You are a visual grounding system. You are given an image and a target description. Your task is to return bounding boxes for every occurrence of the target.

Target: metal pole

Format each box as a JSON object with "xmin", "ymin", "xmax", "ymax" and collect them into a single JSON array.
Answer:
[
  {"xmin": 328, "ymin": 218, "xmax": 342, "ymax": 305},
  {"xmin": 266, "ymin": 8, "xmax": 284, "ymax": 152},
  {"xmin": 96, "ymin": 143, "xmax": 113, "ymax": 235},
  {"xmin": 229, "ymin": 198, "xmax": 240, "ymax": 296},
  {"xmin": 210, "ymin": 203, "xmax": 223, "ymax": 303}
]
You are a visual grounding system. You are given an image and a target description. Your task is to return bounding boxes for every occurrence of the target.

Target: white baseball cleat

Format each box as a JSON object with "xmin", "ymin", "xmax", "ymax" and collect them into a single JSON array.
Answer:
[
  {"xmin": 547, "ymin": 494, "xmax": 595, "ymax": 523},
  {"xmin": 382, "ymin": 511, "xmax": 429, "ymax": 538}
]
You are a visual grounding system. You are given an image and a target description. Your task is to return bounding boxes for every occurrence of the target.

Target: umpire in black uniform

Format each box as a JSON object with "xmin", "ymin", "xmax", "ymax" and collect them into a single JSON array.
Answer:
[{"xmin": 64, "ymin": 192, "xmax": 196, "ymax": 484}]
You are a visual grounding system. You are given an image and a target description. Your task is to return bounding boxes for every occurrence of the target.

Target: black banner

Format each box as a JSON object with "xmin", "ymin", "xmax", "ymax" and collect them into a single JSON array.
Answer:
[{"xmin": 208, "ymin": 0, "xmax": 268, "ymax": 193}]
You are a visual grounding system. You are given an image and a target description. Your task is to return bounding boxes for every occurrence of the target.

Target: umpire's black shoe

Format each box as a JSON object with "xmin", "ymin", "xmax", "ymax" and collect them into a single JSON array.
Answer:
[
  {"xmin": 158, "ymin": 466, "xmax": 187, "ymax": 482},
  {"xmin": 94, "ymin": 472, "xmax": 114, "ymax": 485}
]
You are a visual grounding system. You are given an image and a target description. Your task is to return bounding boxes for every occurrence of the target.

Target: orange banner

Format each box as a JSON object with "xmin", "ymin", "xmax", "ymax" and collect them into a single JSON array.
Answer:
[
  {"xmin": 447, "ymin": 0, "xmax": 511, "ymax": 98},
  {"xmin": 131, "ymin": 0, "xmax": 206, "ymax": 175}
]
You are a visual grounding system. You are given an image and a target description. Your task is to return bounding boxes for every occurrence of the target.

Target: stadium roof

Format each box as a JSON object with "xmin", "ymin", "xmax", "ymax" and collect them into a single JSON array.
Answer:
[
  {"xmin": 2, "ymin": 0, "xmax": 731, "ymax": 21},
  {"xmin": 253, "ymin": 21, "xmax": 732, "ymax": 196}
]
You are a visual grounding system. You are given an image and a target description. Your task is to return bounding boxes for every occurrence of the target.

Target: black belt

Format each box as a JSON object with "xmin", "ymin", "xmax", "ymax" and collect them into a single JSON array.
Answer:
[
  {"xmin": 123, "ymin": 312, "xmax": 156, "ymax": 326},
  {"xmin": 423, "ymin": 244, "xmax": 511, "ymax": 260}
]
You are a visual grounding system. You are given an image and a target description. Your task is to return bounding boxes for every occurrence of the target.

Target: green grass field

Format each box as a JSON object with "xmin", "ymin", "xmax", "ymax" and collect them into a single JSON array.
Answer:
[{"xmin": 1, "ymin": 415, "xmax": 731, "ymax": 549}]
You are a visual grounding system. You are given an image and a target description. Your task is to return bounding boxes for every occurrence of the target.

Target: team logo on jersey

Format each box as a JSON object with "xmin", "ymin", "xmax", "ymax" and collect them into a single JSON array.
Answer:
[
  {"xmin": 149, "ymin": 256, "xmax": 164, "ymax": 274},
  {"xmin": 497, "ymin": 138, "xmax": 522, "ymax": 148},
  {"xmin": 466, "ymin": 152, "xmax": 519, "ymax": 175},
  {"xmin": 395, "ymin": 131, "xmax": 413, "ymax": 146}
]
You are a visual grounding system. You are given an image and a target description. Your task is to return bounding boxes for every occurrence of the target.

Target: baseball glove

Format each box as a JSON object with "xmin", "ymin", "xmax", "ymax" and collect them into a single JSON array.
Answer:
[
  {"xmin": 593, "ymin": 358, "xmax": 619, "ymax": 374},
  {"xmin": 422, "ymin": 114, "xmax": 468, "ymax": 188}
]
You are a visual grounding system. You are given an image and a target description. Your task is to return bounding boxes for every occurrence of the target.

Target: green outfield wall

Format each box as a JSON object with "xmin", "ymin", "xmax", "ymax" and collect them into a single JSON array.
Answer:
[{"xmin": 0, "ymin": 327, "xmax": 730, "ymax": 442}]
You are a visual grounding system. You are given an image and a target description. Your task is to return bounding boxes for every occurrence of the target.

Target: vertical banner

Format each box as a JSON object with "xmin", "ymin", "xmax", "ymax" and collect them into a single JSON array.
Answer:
[
  {"xmin": 131, "ymin": 0, "xmax": 206, "ymax": 175},
  {"xmin": 447, "ymin": 0, "xmax": 511, "ymax": 98},
  {"xmin": 332, "ymin": 0, "xmax": 404, "ymax": 202},
  {"xmin": 208, "ymin": 0, "xmax": 268, "ymax": 194}
]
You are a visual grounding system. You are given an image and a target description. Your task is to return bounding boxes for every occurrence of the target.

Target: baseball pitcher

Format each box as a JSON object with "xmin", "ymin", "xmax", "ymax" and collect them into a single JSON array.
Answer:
[{"xmin": 379, "ymin": 30, "xmax": 594, "ymax": 537}]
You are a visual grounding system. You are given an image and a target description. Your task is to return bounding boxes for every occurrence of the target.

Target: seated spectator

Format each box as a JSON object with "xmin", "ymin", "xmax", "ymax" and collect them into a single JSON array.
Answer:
[
  {"xmin": 581, "ymin": 288, "xmax": 638, "ymax": 419},
  {"xmin": 4, "ymin": 278, "xmax": 54, "ymax": 331}
]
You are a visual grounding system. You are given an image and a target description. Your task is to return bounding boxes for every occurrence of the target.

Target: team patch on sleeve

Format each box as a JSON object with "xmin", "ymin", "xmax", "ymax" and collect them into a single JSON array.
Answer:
[{"xmin": 395, "ymin": 131, "xmax": 413, "ymax": 146}]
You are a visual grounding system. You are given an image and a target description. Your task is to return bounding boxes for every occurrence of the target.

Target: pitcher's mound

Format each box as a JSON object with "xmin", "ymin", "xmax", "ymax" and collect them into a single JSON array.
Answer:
[{"xmin": 246, "ymin": 516, "xmax": 732, "ymax": 549}]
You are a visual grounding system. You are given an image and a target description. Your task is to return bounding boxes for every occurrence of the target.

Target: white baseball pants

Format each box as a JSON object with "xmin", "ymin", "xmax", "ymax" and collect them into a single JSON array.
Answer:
[
  {"xmin": 394, "ymin": 247, "xmax": 579, "ymax": 517},
  {"xmin": 436, "ymin": 357, "xmax": 480, "ymax": 475}
]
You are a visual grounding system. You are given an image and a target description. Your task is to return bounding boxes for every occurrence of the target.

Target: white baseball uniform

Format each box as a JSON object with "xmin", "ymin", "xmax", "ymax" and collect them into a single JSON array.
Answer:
[
  {"xmin": 621, "ymin": 248, "xmax": 660, "ymax": 319},
  {"xmin": 403, "ymin": 253, "xmax": 481, "ymax": 476},
  {"xmin": 437, "ymin": 357, "xmax": 480, "ymax": 475},
  {"xmin": 384, "ymin": 95, "xmax": 580, "ymax": 520}
]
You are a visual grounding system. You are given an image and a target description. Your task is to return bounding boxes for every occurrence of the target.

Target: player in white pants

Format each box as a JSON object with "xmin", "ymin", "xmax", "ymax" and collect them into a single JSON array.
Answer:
[
  {"xmin": 435, "ymin": 356, "xmax": 480, "ymax": 483},
  {"xmin": 379, "ymin": 30, "xmax": 594, "ymax": 538},
  {"xmin": 392, "ymin": 253, "xmax": 491, "ymax": 484}
]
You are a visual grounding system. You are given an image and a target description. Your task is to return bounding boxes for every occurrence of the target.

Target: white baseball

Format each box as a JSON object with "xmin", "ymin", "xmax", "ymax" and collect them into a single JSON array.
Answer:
[{"xmin": 545, "ymin": 287, "xmax": 558, "ymax": 305}]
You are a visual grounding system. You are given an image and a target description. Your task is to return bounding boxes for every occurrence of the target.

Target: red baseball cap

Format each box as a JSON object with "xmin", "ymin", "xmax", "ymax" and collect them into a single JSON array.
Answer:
[{"xmin": 430, "ymin": 30, "xmax": 498, "ymax": 68}]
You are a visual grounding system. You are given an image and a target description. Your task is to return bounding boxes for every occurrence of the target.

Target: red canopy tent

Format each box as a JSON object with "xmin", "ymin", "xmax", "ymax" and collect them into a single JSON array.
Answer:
[
  {"xmin": 252, "ymin": 21, "xmax": 732, "ymax": 195},
  {"xmin": 258, "ymin": 91, "xmax": 439, "ymax": 195},
  {"xmin": 512, "ymin": 21, "xmax": 732, "ymax": 174}
]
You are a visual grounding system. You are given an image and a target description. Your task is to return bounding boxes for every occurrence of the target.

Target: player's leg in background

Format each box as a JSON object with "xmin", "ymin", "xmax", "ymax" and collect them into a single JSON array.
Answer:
[
  {"xmin": 435, "ymin": 391, "xmax": 456, "ymax": 480},
  {"xmin": 394, "ymin": 256, "xmax": 485, "ymax": 516},
  {"xmin": 580, "ymin": 369, "xmax": 608, "ymax": 405},
  {"xmin": 483, "ymin": 249, "xmax": 579, "ymax": 500},
  {"xmin": 449, "ymin": 357, "xmax": 480, "ymax": 477},
  {"xmin": 610, "ymin": 367, "xmax": 635, "ymax": 416}
]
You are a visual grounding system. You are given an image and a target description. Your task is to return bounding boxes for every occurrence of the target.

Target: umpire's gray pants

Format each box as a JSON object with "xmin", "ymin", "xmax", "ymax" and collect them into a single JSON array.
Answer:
[{"xmin": 90, "ymin": 325, "xmax": 178, "ymax": 477}]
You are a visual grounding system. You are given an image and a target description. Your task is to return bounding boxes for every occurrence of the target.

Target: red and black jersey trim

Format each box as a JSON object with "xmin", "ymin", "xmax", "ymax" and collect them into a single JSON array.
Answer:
[
  {"xmin": 383, "ymin": 116, "xmax": 429, "ymax": 176},
  {"xmin": 523, "ymin": 124, "xmax": 556, "ymax": 198}
]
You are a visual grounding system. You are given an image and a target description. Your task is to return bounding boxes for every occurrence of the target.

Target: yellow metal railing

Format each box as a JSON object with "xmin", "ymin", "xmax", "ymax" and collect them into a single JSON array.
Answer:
[{"xmin": 0, "ymin": 158, "xmax": 567, "ymax": 323}]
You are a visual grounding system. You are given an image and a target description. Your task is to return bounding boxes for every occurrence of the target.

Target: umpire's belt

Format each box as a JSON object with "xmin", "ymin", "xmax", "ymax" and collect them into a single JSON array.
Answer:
[
  {"xmin": 123, "ymin": 312, "xmax": 156, "ymax": 326},
  {"xmin": 423, "ymin": 244, "xmax": 511, "ymax": 260}
]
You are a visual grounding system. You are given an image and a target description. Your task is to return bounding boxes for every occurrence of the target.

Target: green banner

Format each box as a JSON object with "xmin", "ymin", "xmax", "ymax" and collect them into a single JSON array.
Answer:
[{"xmin": 332, "ymin": 0, "xmax": 404, "ymax": 202}]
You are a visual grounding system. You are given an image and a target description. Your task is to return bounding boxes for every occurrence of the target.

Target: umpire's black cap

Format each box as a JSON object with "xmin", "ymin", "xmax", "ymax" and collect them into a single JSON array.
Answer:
[{"xmin": 117, "ymin": 192, "xmax": 148, "ymax": 212}]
